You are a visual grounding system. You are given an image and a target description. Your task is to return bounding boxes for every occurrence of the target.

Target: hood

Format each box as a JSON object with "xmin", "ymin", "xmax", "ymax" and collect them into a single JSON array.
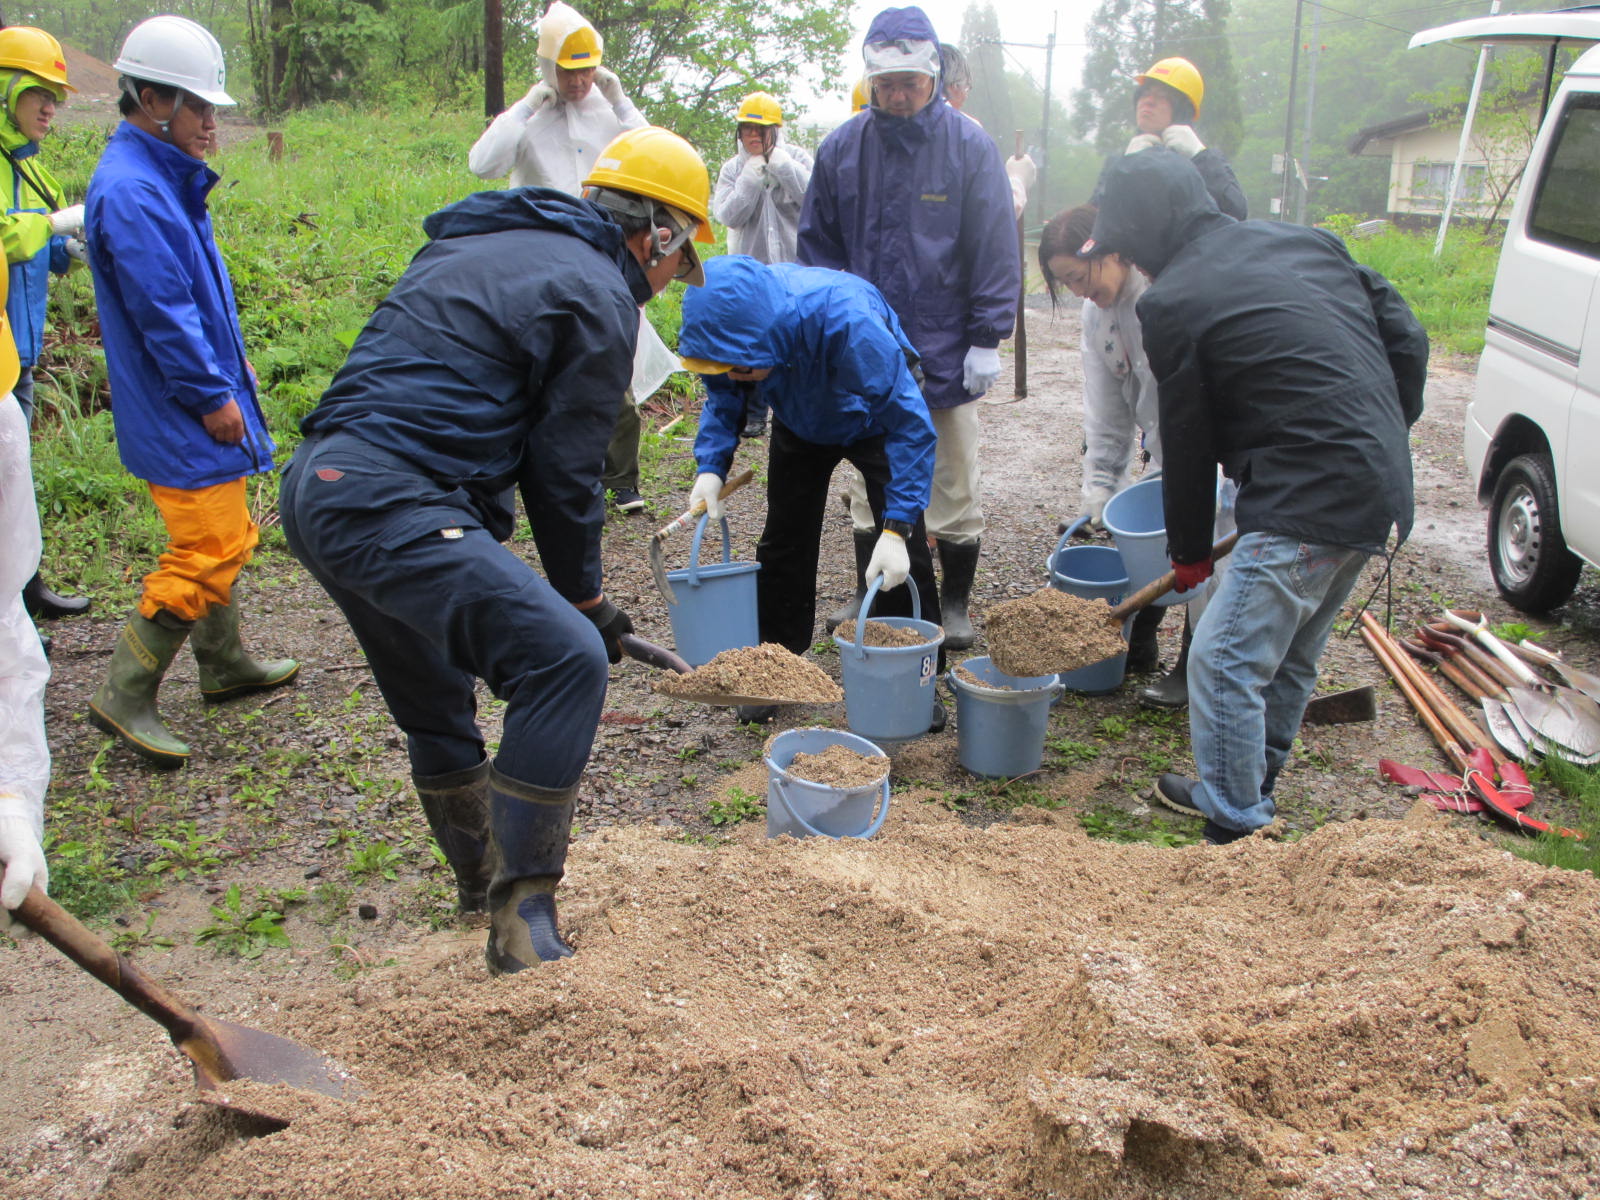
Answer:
[
  {"xmin": 865, "ymin": 6, "xmax": 941, "ymax": 50},
  {"xmin": 677, "ymin": 255, "xmax": 792, "ymax": 370},
  {"xmin": 1087, "ymin": 150, "xmax": 1235, "ymax": 277},
  {"xmin": 423, "ymin": 187, "xmax": 651, "ymax": 304},
  {"xmin": 0, "ymin": 69, "xmax": 52, "ymax": 150}
]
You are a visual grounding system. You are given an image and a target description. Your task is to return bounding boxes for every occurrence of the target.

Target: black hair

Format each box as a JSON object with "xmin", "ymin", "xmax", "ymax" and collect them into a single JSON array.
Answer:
[
  {"xmin": 1137, "ymin": 79, "xmax": 1196, "ymax": 126},
  {"xmin": 118, "ymin": 78, "xmax": 178, "ymax": 117},
  {"xmin": 1037, "ymin": 205, "xmax": 1099, "ymax": 307}
]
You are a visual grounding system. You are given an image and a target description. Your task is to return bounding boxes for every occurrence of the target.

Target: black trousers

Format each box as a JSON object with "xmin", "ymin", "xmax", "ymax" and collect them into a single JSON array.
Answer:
[{"xmin": 757, "ymin": 420, "xmax": 938, "ymax": 656}]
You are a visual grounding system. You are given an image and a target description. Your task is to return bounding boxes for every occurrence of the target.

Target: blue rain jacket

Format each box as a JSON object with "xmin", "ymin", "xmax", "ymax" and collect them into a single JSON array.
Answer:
[
  {"xmin": 797, "ymin": 5, "xmax": 1018, "ymax": 410},
  {"xmin": 302, "ymin": 188, "xmax": 650, "ymax": 601},
  {"xmin": 86, "ymin": 124, "xmax": 273, "ymax": 487},
  {"xmin": 682, "ymin": 255, "xmax": 935, "ymax": 524}
]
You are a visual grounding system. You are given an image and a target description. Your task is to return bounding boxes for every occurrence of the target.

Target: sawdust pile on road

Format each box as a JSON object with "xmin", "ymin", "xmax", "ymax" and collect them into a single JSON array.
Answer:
[
  {"xmin": 984, "ymin": 587, "xmax": 1128, "ymax": 677},
  {"xmin": 74, "ymin": 805, "xmax": 1600, "ymax": 1200},
  {"xmin": 653, "ymin": 643, "xmax": 842, "ymax": 704}
]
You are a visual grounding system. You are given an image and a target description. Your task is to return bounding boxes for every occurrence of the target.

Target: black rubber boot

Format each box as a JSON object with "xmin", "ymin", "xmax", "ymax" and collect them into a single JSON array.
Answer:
[
  {"xmin": 935, "ymin": 539, "xmax": 980, "ymax": 651},
  {"xmin": 1125, "ymin": 604, "xmax": 1166, "ymax": 675},
  {"xmin": 87, "ymin": 610, "xmax": 193, "ymax": 768},
  {"xmin": 1138, "ymin": 612, "xmax": 1192, "ymax": 710},
  {"xmin": 485, "ymin": 766, "xmax": 577, "ymax": 974},
  {"xmin": 190, "ymin": 601, "xmax": 300, "ymax": 702},
  {"xmin": 825, "ymin": 530, "xmax": 877, "ymax": 634},
  {"xmin": 734, "ymin": 704, "xmax": 778, "ymax": 725},
  {"xmin": 414, "ymin": 756, "xmax": 492, "ymax": 913},
  {"xmin": 23, "ymin": 573, "xmax": 89, "ymax": 619}
]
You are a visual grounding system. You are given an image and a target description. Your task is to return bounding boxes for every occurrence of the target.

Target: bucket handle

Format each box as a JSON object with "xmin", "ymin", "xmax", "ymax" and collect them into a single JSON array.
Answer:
[
  {"xmin": 1053, "ymin": 515, "xmax": 1090, "ymax": 564},
  {"xmin": 772, "ymin": 773, "xmax": 891, "ymax": 841},
  {"xmin": 685, "ymin": 513, "xmax": 735, "ymax": 589},
  {"xmin": 853, "ymin": 572, "xmax": 923, "ymax": 653}
]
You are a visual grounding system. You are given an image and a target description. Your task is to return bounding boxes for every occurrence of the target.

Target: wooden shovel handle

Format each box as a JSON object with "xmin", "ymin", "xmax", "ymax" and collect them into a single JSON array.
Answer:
[
  {"xmin": 13, "ymin": 888, "xmax": 206, "ymax": 1045},
  {"xmin": 652, "ymin": 469, "xmax": 756, "ymax": 543},
  {"xmin": 1106, "ymin": 531, "xmax": 1240, "ymax": 623}
]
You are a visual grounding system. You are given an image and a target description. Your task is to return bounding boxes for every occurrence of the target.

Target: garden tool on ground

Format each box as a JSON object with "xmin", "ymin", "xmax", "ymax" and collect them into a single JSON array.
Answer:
[
  {"xmin": 1300, "ymin": 684, "xmax": 1378, "ymax": 726},
  {"xmin": 648, "ymin": 469, "xmax": 755, "ymax": 605},
  {"xmin": 12, "ymin": 888, "xmax": 359, "ymax": 1126},
  {"xmin": 1513, "ymin": 638, "xmax": 1600, "ymax": 705}
]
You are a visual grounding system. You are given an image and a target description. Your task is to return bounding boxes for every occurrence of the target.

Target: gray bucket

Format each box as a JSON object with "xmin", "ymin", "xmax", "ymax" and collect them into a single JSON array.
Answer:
[
  {"xmin": 765, "ymin": 727, "xmax": 891, "ymax": 840},
  {"xmin": 947, "ymin": 656, "xmax": 1063, "ymax": 778},
  {"xmin": 1046, "ymin": 526, "xmax": 1131, "ymax": 695},
  {"xmin": 834, "ymin": 576, "xmax": 944, "ymax": 745},
  {"xmin": 1102, "ymin": 476, "xmax": 1203, "ymax": 608},
  {"xmin": 665, "ymin": 515, "xmax": 761, "ymax": 667}
]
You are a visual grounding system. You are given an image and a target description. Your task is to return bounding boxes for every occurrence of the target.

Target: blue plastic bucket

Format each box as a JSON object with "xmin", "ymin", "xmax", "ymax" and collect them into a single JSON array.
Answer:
[
  {"xmin": 665, "ymin": 515, "xmax": 761, "ymax": 667},
  {"xmin": 834, "ymin": 576, "xmax": 944, "ymax": 745},
  {"xmin": 1102, "ymin": 477, "xmax": 1201, "ymax": 608},
  {"xmin": 947, "ymin": 657, "xmax": 1063, "ymax": 778},
  {"xmin": 1044, "ymin": 525, "xmax": 1131, "ymax": 695},
  {"xmin": 765, "ymin": 727, "xmax": 891, "ymax": 840}
]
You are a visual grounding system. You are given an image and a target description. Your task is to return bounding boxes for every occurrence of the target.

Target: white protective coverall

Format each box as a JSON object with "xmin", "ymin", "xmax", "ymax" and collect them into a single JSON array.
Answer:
[
  {"xmin": 1080, "ymin": 266, "xmax": 1162, "ymax": 521},
  {"xmin": 711, "ymin": 131, "xmax": 814, "ymax": 264}
]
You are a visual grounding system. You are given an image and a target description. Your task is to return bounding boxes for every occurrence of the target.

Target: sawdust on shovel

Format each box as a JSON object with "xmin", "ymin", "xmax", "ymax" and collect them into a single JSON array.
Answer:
[
  {"xmin": 786, "ymin": 743, "xmax": 891, "ymax": 788},
  {"xmin": 834, "ymin": 618, "xmax": 938, "ymax": 647},
  {"xmin": 984, "ymin": 587, "xmax": 1127, "ymax": 677},
  {"xmin": 654, "ymin": 643, "xmax": 842, "ymax": 704},
  {"xmin": 45, "ymin": 808, "xmax": 1600, "ymax": 1200}
]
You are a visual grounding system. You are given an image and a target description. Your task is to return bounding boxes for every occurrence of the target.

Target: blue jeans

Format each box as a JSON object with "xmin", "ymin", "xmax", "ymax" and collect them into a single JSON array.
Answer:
[{"xmin": 1188, "ymin": 533, "xmax": 1368, "ymax": 831}]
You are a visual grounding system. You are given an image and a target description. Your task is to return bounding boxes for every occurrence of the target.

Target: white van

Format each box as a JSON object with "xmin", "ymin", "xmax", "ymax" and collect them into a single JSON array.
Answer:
[{"xmin": 1416, "ymin": 12, "xmax": 1600, "ymax": 612}]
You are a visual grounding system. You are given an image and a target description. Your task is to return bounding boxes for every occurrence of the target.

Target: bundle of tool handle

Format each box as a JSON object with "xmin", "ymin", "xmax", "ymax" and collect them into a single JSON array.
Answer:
[{"xmin": 1360, "ymin": 611, "xmax": 1583, "ymax": 840}]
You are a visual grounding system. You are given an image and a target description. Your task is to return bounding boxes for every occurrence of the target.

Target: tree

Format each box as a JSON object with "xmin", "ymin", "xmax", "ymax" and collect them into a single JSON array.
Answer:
[
  {"xmin": 960, "ymin": 3, "xmax": 1014, "ymax": 147},
  {"xmin": 1072, "ymin": 0, "xmax": 1242, "ymax": 158}
]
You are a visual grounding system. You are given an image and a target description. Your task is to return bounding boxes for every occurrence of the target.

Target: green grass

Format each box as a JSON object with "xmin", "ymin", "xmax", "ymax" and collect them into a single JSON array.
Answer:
[
  {"xmin": 1339, "ymin": 224, "xmax": 1500, "ymax": 358},
  {"xmin": 1510, "ymin": 757, "xmax": 1600, "ymax": 877}
]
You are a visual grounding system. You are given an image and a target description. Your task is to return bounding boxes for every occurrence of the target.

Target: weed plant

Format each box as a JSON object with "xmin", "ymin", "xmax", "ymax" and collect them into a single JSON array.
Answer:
[
  {"xmin": 1339, "ymin": 224, "xmax": 1500, "ymax": 358},
  {"xmin": 1512, "ymin": 757, "xmax": 1600, "ymax": 877}
]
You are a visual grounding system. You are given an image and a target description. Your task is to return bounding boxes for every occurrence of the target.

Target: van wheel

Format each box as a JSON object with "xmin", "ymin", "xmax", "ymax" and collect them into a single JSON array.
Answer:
[{"xmin": 1487, "ymin": 452, "xmax": 1582, "ymax": 613}]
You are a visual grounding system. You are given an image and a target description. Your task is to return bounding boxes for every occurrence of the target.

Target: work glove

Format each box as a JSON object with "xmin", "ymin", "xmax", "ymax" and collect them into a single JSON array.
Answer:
[
  {"xmin": 1172, "ymin": 557, "xmax": 1214, "ymax": 592},
  {"xmin": 1161, "ymin": 124, "xmax": 1206, "ymax": 158},
  {"xmin": 63, "ymin": 236, "xmax": 87, "ymax": 264},
  {"xmin": 0, "ymin": 814, "xmax": 46, "ymax": 935},
  {"xmin": 520, "ymin": 82, "xmax": 557, "ymax": 113},
  {"xmin": 690, "ymin": 471, "xmax": 725, "ymax": 521},
  {"xmin": 963, "ymin": 344, "xmax": 1001, "ymax": 396},
  {"xmin": 581, "ymin": 597, "xmax": 634, "ymax": 664},
  {"xmin": 866, "ymin": 529, "xmax": 910, "ymax": 592},
  {"xmin": 595, "ymin": 66, "xmax": 626, "ymax": 107},
  {"xmin": 1004, "ymin": 153, "xmax": 1037, "ymax": 190},
  {"xmin": 49, "ymin": 204, "xmax": 84, "ymax": 236},
  {"xmin": 1124, "ymin": 133, "xmax": 1162, "ymax": 155},
  {"xmin": 767, "ymin": 144, "xmax": 790, "ymax": 169}
]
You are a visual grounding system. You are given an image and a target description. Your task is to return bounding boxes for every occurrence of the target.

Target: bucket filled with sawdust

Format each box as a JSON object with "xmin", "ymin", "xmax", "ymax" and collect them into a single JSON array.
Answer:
[
  {"xmin": 948, "ymin": 657, "xmax": 1063, "ymax": 778},
  {"xmin": 833, "ymin": 577, "xmax": 943, "ymax": 744},
  {"xmin": 764, "ymin": 727, "xmax": 891, "ymax": 839}
]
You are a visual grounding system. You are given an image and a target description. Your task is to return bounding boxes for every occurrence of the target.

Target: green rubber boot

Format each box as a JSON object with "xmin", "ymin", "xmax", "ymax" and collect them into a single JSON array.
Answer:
[
  {"xmin": 484, "ymin": 767, "xmax": 578, "ymax": 974},
  {"xmin": 88, "ymin": 611, "xmax": 194, "ymax": 768},
  {"xmin": 190, "ymin": 601, "xmax": 300, "ymax": 702},
  {"xmin": 414, "ymin": 756, "xmax": 492, "ymax": 914}
]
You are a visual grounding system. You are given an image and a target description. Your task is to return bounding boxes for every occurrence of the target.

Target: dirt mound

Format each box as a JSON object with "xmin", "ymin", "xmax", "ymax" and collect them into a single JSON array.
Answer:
[
  {"xmin": 15, "ymin": 808, "xmax": 1599, "ymax": 1199},
  {"xmin": 63, "ymin": 43, "xmax": 120, "ymax": 98}
]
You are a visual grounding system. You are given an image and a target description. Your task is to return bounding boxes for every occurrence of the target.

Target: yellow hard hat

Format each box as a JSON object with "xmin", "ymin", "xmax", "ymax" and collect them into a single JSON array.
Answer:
[
  {"xmin": 0, "ymin": 27, "xmax": 75, "ymax": 97},
  {"xmin": 1134, "ymin": 56, "xmax": 1203, "ymax": 118},
  {"xmin": 851, "ymin": 76, "xmax": 870, "ymax": 113},
  {"xmin": 680, "ymin": 357, "xmax": 733, "ymax": 375},
  {"xmin": 583, "ymin": 126, "xmax": 714, "ymax": 244},
  {"xmin": 735, "ymin": 91, "xmax": 782, "ymax": 127},
  {"xmin": 537, "ymin": 2, "xmax": 603, "ymax": 68},
  {"xmin": 554, "ymin": 24, "xmax": 602, "ymax": 69}
]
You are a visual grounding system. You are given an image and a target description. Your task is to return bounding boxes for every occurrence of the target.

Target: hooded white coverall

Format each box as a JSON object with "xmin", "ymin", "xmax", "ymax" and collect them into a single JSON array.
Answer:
[
  {"xmin": 711, "ymin": 131, "xmax": 814, "ymax": 265},
  {"xmin": 1080, "ymin": 267, "xmax": 1162, "ymax": 520}
]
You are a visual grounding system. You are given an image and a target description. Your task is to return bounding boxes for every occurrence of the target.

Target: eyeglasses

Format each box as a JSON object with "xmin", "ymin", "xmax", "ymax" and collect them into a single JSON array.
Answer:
[
  {"xmin": 673, "ymin": 242, "xmax": 700, "ymax": 281},
  {"xmin": 181, "ymin": 94, "xmax": 217, "ymax": 121},
  {"xmin": 873, "ymin": 75, "xmax": 930, "ymax": 96}
]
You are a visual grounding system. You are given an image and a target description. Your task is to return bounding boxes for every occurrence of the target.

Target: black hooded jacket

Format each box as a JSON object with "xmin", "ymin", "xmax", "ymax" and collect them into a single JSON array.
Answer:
[{"xmin": 1090, "ymin": 152, "xmax": 1428, "ymax": 563}]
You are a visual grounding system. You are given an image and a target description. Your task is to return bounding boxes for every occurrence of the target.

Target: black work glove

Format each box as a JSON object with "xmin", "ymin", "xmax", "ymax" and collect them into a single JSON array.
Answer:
[{"xmin": 583, "ymin": 597, "xmax": 634, "ymax": 664}]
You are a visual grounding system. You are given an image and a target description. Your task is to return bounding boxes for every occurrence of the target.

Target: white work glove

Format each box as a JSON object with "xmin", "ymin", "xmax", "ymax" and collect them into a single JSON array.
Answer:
[
  {"xmin": 595, "ymin": 66, "xmax": 626, "ymax": 107},
  {"xmin": 1161, "ymin": 124, "xmax": 1205, "ymax": 158},
  {"xmin": 49, "ymin": 204, "xmax": 84, "ymax": 236},
  {"xmin": 690, "ymin": 472, "xmax": 724, "ymax": 521},
  {"xmin": 520, "ymin": 82, "xmax": 557, "ymax": 113},
  {"xmin": 1125, "ymin": 133, "xmax": 1162, "ymax": 155},
  {"xmin": 63, "ymin": 236, "xmax": 87, "ymax": 263},
  {"xmin": 866, "ymin": 529, "xmax": 910, "ymax": 592},
  {"xmin": 963, "ymin": 345, "xmax": 1001, "ymax": 396},
  {"xmin": 767, "ymin": 145, "xmax": 790, "ymax": 169},
  {"xmin": 1080, "ymin": 486, "xmax": 1113, "ymax": 531},
  {"xmin": 0, "ymin": 814, "xmax": 46, "ymax": 934},
  {"xmin": 1005, "ymin": 154, "xmax": 1037, "ymax": 190}
]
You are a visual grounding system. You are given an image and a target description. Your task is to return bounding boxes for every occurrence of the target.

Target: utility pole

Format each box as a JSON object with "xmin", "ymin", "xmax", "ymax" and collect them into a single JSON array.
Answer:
[
  {"xmin": 1294, "ymin": 0, "xmax": 1323, "ymax": 225},
  {"xmin": 484, "ymin": 0, "xmax": 505, "ymax": 119},
  {"xmin": 1277, "ymin": 0, "xmax": 1305, "ymax": 221},
  {"xmin": 1038, "ymin": 13, "xmax": 1056, "ymax": 223}
]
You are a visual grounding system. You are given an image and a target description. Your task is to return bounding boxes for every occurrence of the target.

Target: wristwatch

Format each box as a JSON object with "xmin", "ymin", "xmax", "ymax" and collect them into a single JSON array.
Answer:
[{"xmin": 881, "ymin": 518, "xmax": 915, "ymax": 538}]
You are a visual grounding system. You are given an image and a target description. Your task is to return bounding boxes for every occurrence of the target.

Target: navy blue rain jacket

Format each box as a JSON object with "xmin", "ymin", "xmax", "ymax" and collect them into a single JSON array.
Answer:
[
  {"xmin": 681, "ymin": 255, "xmax": 936, "ymax": 524},
  {"xmin": 797, "ymin": 5, "xmax": 1018, "ymax": 410},
  {"xmin": 86, "ymin": 124, "xmax": 275, "ymax": 487},
  {"xmin": 1091, "ymin": 152, "xmax": 1428, "ymax": 563},
  {"xmin": 302, "ymin": 188, "xmax": 649, "ymax": 601}
]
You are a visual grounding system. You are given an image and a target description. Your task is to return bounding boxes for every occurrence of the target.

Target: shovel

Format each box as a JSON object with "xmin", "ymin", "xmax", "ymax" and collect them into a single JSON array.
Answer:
[
  {"xmin": 648, "ymin": 469, "xmax": 755, "ymax": 605},
  {"xmin": 13, "ymin": 888, "xmax": 358, "ymax": 1126}
]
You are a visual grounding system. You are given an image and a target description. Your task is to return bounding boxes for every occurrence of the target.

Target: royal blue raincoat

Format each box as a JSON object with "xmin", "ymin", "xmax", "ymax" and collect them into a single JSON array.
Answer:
[
  {"xmin": 86, "ymin": 123, "xmax": 274, "ymax": 488},
  {"xmin": 797, "ymin": 5, "xmax": 1018, "ymax": 410},
  {"xmin": 681, "ymin": 255, "xmax": 935, "ymax": 524}
]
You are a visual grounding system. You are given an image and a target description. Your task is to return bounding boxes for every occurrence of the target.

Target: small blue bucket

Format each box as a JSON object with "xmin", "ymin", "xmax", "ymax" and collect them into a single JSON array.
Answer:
[
  {"xmin": 765, "ymin": 727, "xmax": 891, "ymax": 840},
  {"xmin": 834, "ymin": 576, "xmax": 944, "ymax": 745},
  {"xmin": 665, "ymin": 515, "xmax": 761, "ymax": 667},
  {"xmin": 1046, "ymin": 521, "xmax": 1130, "ymax": 696},
  {"xmin": 948, "ymin": 656, "xmax": 1063, "ymax": 778},
  {"xmin": 1102, "ymin": 477, "xmax": 1202, "ymax": 608}
]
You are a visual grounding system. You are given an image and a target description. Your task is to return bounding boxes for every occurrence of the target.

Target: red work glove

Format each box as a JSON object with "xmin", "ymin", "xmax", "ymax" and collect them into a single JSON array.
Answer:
[{"xmin": 1172, "ymin": 557, "xmax": 1213, "ymax": 591}]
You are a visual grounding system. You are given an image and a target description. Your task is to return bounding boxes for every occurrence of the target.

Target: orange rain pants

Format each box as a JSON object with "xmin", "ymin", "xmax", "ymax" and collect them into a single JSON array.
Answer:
[{"xmin": 137, "ymin": 478, "xmax": 259, "ymax": 622}]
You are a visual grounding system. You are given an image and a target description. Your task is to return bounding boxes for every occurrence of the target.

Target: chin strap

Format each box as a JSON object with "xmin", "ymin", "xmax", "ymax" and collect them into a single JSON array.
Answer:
[{"xmin": 119, "ymin": 75, "xmax": 174, "ymax": 140}]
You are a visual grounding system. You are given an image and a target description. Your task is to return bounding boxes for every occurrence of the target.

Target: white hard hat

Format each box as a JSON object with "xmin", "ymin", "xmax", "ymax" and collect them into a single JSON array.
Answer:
[{"xmin": 114, "ymin": 15, "xmax": 235, "ymax": 106}]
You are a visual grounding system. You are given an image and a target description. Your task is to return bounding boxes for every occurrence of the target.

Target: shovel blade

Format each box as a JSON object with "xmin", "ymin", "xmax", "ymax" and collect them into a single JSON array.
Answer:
[
  {"xmin": 188, "ymin": 1014, "xmax": 360, "ymax": 1124},
  {"xmin": 1481, "ymin": 699, "xmax": 1534, "ymax": 763},
  {"xmin": 1301, "ymin": 685, "xmax": 1377, "ymax": 726}
]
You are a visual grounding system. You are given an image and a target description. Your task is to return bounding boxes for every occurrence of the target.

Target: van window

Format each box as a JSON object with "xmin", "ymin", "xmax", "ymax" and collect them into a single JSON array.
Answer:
[{"xmin": 1528, "ymin": 92, "xmax": 1600, "ymax": 258}]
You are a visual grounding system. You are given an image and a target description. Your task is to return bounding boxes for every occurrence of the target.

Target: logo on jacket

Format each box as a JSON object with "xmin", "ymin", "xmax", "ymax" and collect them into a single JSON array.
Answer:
[
  {"xmin": 315, "ymin": 468, "xmax": 345, "ymax": 482},
  {"xmin": 920, "ymin": 194, "xmax": 948, "ymax": 202}
]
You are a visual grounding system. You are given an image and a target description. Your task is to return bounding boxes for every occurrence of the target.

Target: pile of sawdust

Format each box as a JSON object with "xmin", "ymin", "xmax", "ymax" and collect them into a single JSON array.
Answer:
[
  {"xmin": 654, "ymin": 643, "xmax": 842, "ymax": 705},
  {"xmin": 27, "ymin": 807, "xmax": 1600, "ymax": 1200},
  {"xmin": 984, "ymin": 588, "xmax": 1127, "ymax": 677},
  {"xmin": 834, "ymin": 618, "xmax": 939, "ymax": 647},
  {"xmin": 786, "ymin": 743, "xmax": 891, "ymax": 788}
]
